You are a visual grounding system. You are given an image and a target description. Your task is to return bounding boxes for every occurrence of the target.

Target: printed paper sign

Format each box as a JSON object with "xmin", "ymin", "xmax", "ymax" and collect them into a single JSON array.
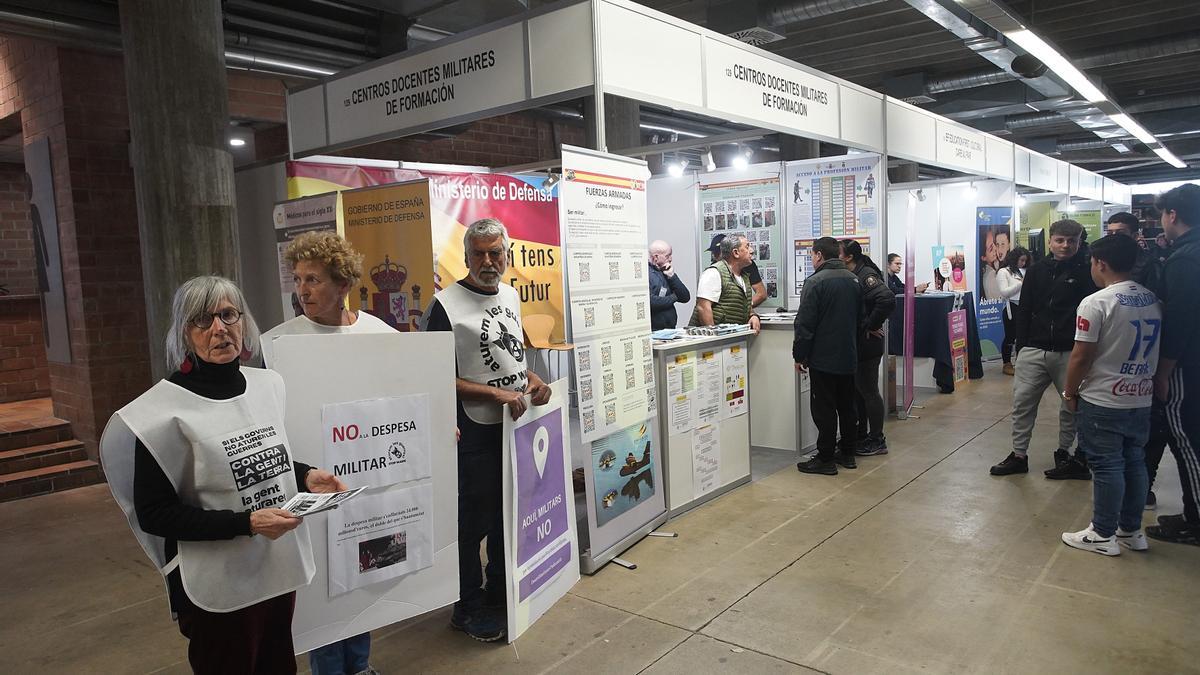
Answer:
[
  {"xmin": 321, "ymin": 394, "xmax": 432, "ymax": 489},
  {"xmin": 513, "ymin": 408, "xmax": 569, "ymax": 569},
  {"xmin": 282, "ymin": 487, "xmax": 367, "ymax": 517},
  {"xmin": 326, "ymin": 484, "xmax": 434, "ymax": 596},
  {"xmin": 692, "ymin": 424, "xmax": 720, "ymax": 496}
]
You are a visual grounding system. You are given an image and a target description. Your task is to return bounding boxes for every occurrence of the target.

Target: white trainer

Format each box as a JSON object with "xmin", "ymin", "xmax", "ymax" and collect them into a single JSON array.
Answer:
[
  {"xmin": 1062, "ymin": 525, "xmax": 1121, "ymax": 556},
  {"xmin": 1116, "ymin": 527, "xmax": 1149, "ymax": 551}
]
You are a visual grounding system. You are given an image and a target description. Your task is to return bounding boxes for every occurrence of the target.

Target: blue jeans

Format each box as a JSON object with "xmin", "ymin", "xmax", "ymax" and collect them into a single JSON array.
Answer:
[
  {"xmin": 309, "ymin": 633, "xmax": 370, "ymax": 675},
  {"xmin": 1076, "ymin": 400, "xmax": 1150, "ymax": 537}
]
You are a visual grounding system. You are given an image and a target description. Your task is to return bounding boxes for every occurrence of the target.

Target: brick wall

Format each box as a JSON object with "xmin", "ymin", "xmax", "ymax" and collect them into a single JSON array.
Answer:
[
  {"xmin": 0, "ymin": 296, "xmax": 50, "ymax": 403},
  {"xmin": 0, "ymin": 163, "xmax": 36, "ymax": 297}
]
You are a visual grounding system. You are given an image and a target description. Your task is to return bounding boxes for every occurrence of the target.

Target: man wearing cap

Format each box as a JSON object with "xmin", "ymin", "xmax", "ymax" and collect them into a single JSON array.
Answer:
[
  {"xmin": 691, "ymin": 234, "xmax": 761, "ymax": 333},
  {"xmin": 706, "ymin": 234, "xmax": 767, "ymax": 308}
]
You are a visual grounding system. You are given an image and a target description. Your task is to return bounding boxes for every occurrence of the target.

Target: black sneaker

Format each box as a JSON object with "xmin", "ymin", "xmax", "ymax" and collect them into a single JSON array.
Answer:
[
  {"xmin": 1157, "ymin": 513, "xmax": 1187, "ymax": 528},
  {"xmin": 450, "ymin": 611, "xmax": 506, "ymax": 642},
  {"xmin": 797, "ymin": 457, "xmax": 837, "ymax": 475},
  {"xmin": 1045, "ymin": 456, "xmax": 1091, "ymax": 480},
  {"xmin": 1145, "ymin": 490, "xmax": 1157, "ymax": 510},
  {"xmin": 1146, "ymin": 520, "xmax": 1200, "ymax": 546},
  {"xmin": 1052, "ymin": 448, "xmax": 1071, "ymax": 468},
  {"xmin": 855, "ymin": 437, "xmax": 889, "ymax": 456},
  {"xmin": 990, "ymin": 453, "xmax": 1028, "ymax": 476},
  {"xmin": 834, "ymin": 452, "xmax": 857, "ymax": 469}
]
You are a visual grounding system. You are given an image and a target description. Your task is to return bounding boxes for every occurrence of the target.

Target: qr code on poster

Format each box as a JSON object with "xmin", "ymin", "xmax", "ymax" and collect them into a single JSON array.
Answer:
[
  {"xmin": 578, "ymin": 262, "xmax": 590, "ymax": 283},
  {"xmin": 612, "ymin": 305, "xmax": 623, "ymax": 324},
  {"xmin": 583, "ymin": 411, "xmax": 595, "ymax": 433},
  {"xmin": 633, "ymin": 263, "xmax": 643, "ymax": 280},
  {"xmin": 603, "ymin": 372, "xmax": 615, "ymax": 396},
  {"xmin": 608, "ymin": 261, "xmax": 620, "ymax": 281},
  {"xmin": 765, "ymin": 195, "xmax": 776, "ymax": 209},
  {"xmin": 643, "ymin": 362, "xmax": 654, "ymax": 385},
  {"xmin": 600, "ymin": 344, "xmax": 612, "ymax": 367},
  {"xmin": 578, "ymin": 348, "xmax": 591, "ymax": 372},
  {"xmin": 643, "ymin": 338, "xmax": 652, "ymax": 359},
  {"xmin": 580, "ymin": 378, "xmax": 593, "ymax": 402},
  {"xmin": 623, "ymin": 341, "xmax": 634, "ymax": 361},
  {"xmin": 625, "ymin": 367, "xmax": 636, "ymax": 390},
  {"xmin": 636, "ymin": 302, "xmax": 646, "ymax": 321},
  {"xmin": 584, "ymin": 306, "xmax": 595, "ymax": 328},
  {"xmin": 604, "ymin": 402, "xmax": 616, "ymax": 425}
]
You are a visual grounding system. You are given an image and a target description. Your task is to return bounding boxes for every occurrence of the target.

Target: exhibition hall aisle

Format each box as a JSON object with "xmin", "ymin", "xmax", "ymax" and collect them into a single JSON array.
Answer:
[{"xmin": 1, "ymin": 367, "xmax": 1197, "ymax": 673}]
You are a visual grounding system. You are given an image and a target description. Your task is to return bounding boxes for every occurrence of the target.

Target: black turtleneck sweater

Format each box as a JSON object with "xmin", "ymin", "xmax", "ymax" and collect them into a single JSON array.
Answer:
[{"xmin": 132, "ymin": 357, "xmax": 312, "ymax": 612}]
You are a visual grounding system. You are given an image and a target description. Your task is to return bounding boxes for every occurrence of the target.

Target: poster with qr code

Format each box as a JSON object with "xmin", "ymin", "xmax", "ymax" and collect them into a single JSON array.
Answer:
[
  {"xmin": 698, "ymin": 175, "xmax": 785, "ymax": 310},
  {"xmin": 562, "ymin": 146, "xmax": 654, "ymax": 442}
]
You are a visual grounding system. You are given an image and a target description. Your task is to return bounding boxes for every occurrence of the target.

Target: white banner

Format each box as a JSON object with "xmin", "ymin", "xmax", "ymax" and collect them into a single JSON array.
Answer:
[
  {"xmin": 561, "ymin": 146, "xmax": 655, "ymax": 442},
  {"xmin": 321, "ymin": 394, "xmax": 432, "ymax": 489},
  {"xmin": 326, "ymin": 484, "xmax": 434, "ymax": 596},
  {"xmin": 935, "ymin": 120, "xmax": 987, "ymax": 174},
  {"xmin": 502, "ymin": 380, "xmax": 579, "ymax": 641}
]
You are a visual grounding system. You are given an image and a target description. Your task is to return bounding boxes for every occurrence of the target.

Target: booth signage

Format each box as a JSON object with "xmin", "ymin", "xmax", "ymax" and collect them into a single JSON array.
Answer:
[
  {"xmin": 273, "ymin": 193, "xmax": 338, "ymax": 320},
  {"xmin": 935, "ymin": 120, "xmax": 987, "ymax": 174},
  {"xmin": 1028, "ymin": 152, "xmax": 1058, "ymax": 192},
  {"xmin": 323, "ymin": 23, "xmax": 527, "ymax": 146},
  {"xmin": 702, "ymin": 38, "xmax": 840, "ymax": 140}
]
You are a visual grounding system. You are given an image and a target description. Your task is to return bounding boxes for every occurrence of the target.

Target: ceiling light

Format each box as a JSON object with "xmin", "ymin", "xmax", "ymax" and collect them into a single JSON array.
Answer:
[
  {"xmin": 732, "ymin": 147, "xmax": 749, "ymax": 171},
  {"xmin": 667, "ymin": 159, "xmax": 687, "ymax": 178},
  {"xmin": 1108, "ymin": 113, "xmax": 1156, "ymax": 145},
  {"xmin": 229, "ymin": 138, "xmax": 247, "ymax": 147},
  {"xmin": 1004, "ymin": 29, "xmax": 1107, "ymax": 103},
  {"xmin": 1153, "ymin": 146, "xmax": 1188, "ymax": 169},
  {"xmin": 542, "ymin": 173, "xmax": 560, "ymax": 192},
  {"xmin": 1067, "ymin": 201, "xmax": 1077, "ymax": 213},
  {"xmin": 703, "ymin": 148, "xmax": 716, "ymax": 172},
  {"xmin": 1016, "ymin": 194, "xmax": 1026, "ymax": 206}
]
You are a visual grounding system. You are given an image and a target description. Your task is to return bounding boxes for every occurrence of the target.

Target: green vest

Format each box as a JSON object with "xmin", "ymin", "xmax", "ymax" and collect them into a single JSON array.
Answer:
[{"xmin": 690, "ymin": 260, "xmax": 752, "ymax": 326}]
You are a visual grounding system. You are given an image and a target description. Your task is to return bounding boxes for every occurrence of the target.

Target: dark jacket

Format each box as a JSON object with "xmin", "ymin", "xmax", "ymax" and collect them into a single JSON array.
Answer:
[
  {"xmin": 793, "ymin": 259, "xmax": 862, "ymax": 375},
  {"xmin": 1132, "ymin": 246, "xmax": 1165, "ymax": 299},
  {"xmin": 851, "ymin": 261, "xmax": 896, "ymax": 361},
  {"xmin": 1014, "ymin": 246, "xmax": 1097, "ymax": 353},
  {"xmin": 1160, "ymin": 228, "xmax": 1200, "ymax": 368},
  {"xmin": 648, "ymin": 264, "xmax": 691, "ymax": 330},
  {"xmin": 887, "ymin": 272, "xmax": 905, "ymax": 295}
]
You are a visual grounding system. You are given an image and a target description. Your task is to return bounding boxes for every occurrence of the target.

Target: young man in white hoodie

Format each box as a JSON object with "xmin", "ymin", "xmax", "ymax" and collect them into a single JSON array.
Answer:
[{"xmin": 1060, "ymin": 234, "xmax": 1160, "ymax": 556}]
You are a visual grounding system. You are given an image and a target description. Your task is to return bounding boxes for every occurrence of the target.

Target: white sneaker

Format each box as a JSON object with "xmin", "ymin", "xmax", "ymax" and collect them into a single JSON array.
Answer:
[
  {"xmin": 1062, "ymin": 525, "xmax": 1121, "ymax": 556},
  {"xmin": 1116, "ymin": 527, "xmax": 1149, "ymax": 551}
]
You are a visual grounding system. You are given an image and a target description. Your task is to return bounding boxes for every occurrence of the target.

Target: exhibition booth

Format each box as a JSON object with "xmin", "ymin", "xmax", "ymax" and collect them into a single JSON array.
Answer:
[{"xmin": 233, "ymin": 0, "xmax": 1135, "ymax": 653}]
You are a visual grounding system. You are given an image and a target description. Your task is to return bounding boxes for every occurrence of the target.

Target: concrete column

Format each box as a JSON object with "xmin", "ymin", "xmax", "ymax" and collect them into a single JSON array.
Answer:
[
  {"xmin": 119, "ymin": 0, "xmax": 239, "ymax": 379},
  {"xmin": 585, "ymin": 94, "xmax": 641, "ymax": 152}
]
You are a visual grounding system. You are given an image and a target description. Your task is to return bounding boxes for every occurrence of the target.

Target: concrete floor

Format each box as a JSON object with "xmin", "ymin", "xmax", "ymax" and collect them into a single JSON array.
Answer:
[{"xmin": 3, "ymin": 365, "xmax": 1199, "ymax": 674}]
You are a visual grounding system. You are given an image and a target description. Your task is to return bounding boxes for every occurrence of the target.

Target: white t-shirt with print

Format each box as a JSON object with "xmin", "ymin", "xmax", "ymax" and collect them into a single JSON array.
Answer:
[
  {"xmin": 696, "ymin": 267, "xmax": 746, "ymax": 303},
  {"xmin": 1074, "ymin": 281, "xmax": 1161, "ymax": 409}
]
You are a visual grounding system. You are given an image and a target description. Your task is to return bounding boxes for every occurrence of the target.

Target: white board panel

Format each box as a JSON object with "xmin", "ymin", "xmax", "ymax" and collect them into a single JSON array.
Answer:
[
  {"xmin": 1056, "ymin": 160, "xmax": 1071, "ymax": 194},
  {"xmin": 529, "ymin": 1, "xmax": 594, "ymax": 98},
  {"xmin": 1028, "ymin": 151, "xmax": 1058, "ymax": 191},
  {"xmin": 985, "ymin": 136, "xmax": 1014, "ymax": 180},
  {"xmin": 1014, "ymin": 146, "xmax": 1031, "ymax": 185},
  {"xmin": 274, "ymin": 332, "xmax": 459, "ymax": 654},
  {"xmin": 701, "ymin": 37, "xmax": 840, "ymax": 140},
  {"xmin": 599, "ymin": 2, "xmax": 703, "ymax": 108},
  {"xmin": 935, "ymin": 119, "xmax": 987, "ymax": 174},
  {"xmin": 840, "ymin": 85, "xmax": 884, "ymax": 151},
  {"xmin": 289, "ymin": 86, "xmax": 328, "ymax": 154},
  {"xmin": 886, "ymin": 98, "xmax": 936, "ymax": 163}
]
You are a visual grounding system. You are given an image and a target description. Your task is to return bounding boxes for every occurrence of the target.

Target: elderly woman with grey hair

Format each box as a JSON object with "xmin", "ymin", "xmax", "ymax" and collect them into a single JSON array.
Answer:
[{"xmin": 101, "ymin": 275, "xmax": 345, "ymax": 675}]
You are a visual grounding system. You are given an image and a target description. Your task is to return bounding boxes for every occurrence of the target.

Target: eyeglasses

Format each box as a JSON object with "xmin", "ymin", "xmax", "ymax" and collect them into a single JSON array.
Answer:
[{"xmin": 191, "ymin": 308, "xmax": 242, "ymax": 329}]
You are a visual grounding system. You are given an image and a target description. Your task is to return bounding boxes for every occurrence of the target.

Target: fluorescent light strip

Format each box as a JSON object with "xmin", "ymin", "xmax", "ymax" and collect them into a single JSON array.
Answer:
[
  {"xmin": 1108, "ymin": 113, "xmax": 1156, "ymax": 145},
  {"xmin": 1004, "ymin": 30, "xmax": 1107, "ymax": 103},
  {"xmin": 1153, "ymin": 147, "xmax": 1188, "ymax": 169}
]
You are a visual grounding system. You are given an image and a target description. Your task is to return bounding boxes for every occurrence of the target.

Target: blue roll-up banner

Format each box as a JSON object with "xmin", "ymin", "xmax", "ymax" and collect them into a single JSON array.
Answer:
[{"xmin": 976, "ymin": 207, "xmax": 1013, "ymax": 360}]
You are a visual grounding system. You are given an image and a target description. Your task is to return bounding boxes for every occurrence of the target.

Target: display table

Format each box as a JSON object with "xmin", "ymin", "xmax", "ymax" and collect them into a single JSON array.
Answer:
[
  {"xmin": 652, "ymin": 330, "xmax": 753, "ymax": 517},
  {"xmin": 748, "ymin": 319, "xmax": 816, "ymax": 454},
  {"xmin": 888, "ymin": 291, "xmax": 984, "ymax": 392}
]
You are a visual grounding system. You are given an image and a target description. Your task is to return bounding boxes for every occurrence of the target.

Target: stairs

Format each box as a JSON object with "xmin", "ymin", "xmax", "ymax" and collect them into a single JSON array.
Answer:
[{"xmin": 0, "ymin": 401, "xmax": 103, "ymax": 502}]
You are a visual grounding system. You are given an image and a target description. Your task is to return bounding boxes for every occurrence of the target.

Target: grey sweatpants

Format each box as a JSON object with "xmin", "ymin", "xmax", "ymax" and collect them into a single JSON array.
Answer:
[{"xmin": 1010, "ymin": 347, "xmax": 1076, "ymax": 456}]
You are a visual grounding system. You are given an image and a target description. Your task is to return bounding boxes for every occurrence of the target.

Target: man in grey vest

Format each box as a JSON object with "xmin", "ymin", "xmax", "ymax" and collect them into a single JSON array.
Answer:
[
  {"xmin": 690, "ymin": 234, "xmax": 761, "ymax": 334},
  {"xmin": 422, "ymin": 218, "xmax": 552, "ymax": 642}
]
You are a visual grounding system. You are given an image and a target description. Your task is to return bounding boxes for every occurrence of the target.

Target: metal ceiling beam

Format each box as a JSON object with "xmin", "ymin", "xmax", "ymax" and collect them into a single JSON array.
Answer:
[{"xmin": 764, "ymin": 0, "xmax": 888, "ymax": 25}]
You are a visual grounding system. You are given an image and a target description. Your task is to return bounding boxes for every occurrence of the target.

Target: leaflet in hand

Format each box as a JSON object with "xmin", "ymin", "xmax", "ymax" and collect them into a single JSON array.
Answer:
[{"xmin": 281, "ymin": 487, "xmax": 367, "ymax": 517}]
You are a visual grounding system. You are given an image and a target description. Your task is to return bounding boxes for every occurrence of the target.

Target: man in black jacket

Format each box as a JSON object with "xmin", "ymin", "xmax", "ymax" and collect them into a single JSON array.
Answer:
[
  {"xmin": 795, "ymin": 237, "xmax": 862, "ymax": 475},
  {"xmin": 991, "ymin": 219, "xmax": 1098, "ymax": 478},
  {"xmin": 1105, "ymin": 212, "xmax": 1164, "ymax": 297},
  {"xmin": 1148, "ymin": 184, "xmax": 1200, "ymax": 546},
  {"xmin": 841, "ymin": 240, "xmax": 896, "ymax": 455},
  {"xmin": 647, "ymin": 240, "xmax": 690, "ymax": 330}
]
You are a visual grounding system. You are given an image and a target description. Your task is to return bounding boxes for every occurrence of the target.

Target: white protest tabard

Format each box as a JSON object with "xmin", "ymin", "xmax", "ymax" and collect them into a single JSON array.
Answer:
[
  {"xmin": 702, "ymin": 37, "xmax": 840, "ymax": 140},
  {"xmin": 692, "ymin": 424, "xmax": 720, "ymax": 496},
  {"xmin": 561, "ymin": 146, "xmax": 654, "ymax": 443},
  {"xmin": 502, "ymin": 380, "xmax": 579, "ymax": 641},
  {"xmin": 321, "ymin": 394, "xmax": 432, "ymax": 489},
  {"xmin": 326, "ymin": 484, "xmax": 434, "ymax": 596}
]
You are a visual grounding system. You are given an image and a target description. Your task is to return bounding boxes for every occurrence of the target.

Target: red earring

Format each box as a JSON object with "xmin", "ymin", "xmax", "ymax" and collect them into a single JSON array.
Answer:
[{"xmin": 180, "ymin": 355, "xmax": 193, "ymax": 374}]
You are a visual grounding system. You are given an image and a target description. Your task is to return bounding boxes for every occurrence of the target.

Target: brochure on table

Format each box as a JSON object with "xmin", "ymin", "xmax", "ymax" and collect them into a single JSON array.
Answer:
[
  {"xmin": 562, "ymin": 145, "xmax": 656, "ymax": 443},
  {"xmin": 785, "ymin": 154, "xmax": 882, "ymax": 307},
  {"xmin": 502, "ymin": 380, "xmax": 579, "ymax": 641},
  {"xmin": 270, "ymin": 332, "xmax": 458, "ymax": 654}
]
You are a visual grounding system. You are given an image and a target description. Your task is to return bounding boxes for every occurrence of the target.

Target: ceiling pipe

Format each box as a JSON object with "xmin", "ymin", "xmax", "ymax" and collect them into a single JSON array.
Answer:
[
  {"xmin": 765, "ymin": 0, "xmax": 888, "ymax": 25},
  {"xmin": 224, "ymin": 14, "xmax": 376, "ymax": 56},
  {"xmin": 225, "ymin": 30, "xmax": 367, "ymax": 69},
  {"xmin": 224, "ymin": 0, "xmax": 377, "ymax": 42}
]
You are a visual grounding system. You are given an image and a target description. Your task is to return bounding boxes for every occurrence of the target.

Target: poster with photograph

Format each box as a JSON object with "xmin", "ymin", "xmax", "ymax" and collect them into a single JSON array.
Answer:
[
  {"xmin": 321, "ymin": 394, "xmax": 432, "ymax": 489},
  {"xmin": 933, "ymin": 244, "xmax": 968, "ymax": 292},
  {"xmin": 976, "ymin": 207, "xmax": 1013, "ymax": 358},
  {"xmin": 697, "ymin": 177, "xmax": 783, "ymax": 305},
  {"xmin": 502, "ymin": 382, "xmax": 579, "ymax": 641},
  {"xmin": 590, "ymin": 421, "xmax": 657, "ymax": 527},
  {"xmin": 723, "ymin": 343, "xmax": 748, "ymax": 418},
  {"xmin": 274, "ymin": 193, "xmax": 339, "ymax": 320},
  {"xmin": 326, "ymin": 484, "xmax": 434, "ymax": 596}
]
